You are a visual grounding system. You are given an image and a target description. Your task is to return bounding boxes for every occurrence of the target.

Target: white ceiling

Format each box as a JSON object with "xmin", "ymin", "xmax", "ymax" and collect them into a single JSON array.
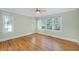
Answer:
[{"xmin": 0, "ymin": 8, "xmax": 77, "ymax": 17}]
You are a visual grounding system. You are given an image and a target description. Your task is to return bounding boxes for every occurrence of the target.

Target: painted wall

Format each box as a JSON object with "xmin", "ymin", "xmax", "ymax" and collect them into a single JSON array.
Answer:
[
  {"xmin": 77, "ymin": 9, "xmax": 79, "ymax": 40},
  {"xmin": 37, "ymin": 9, "xmax": 79, "ymax": 43},
  {"xmin": 0, "ymin": 10, "xmax": 34, "ymax": 41},
  {"xmin": 0, "ymin": 9, "xmax": 79, "ymax": 43}
]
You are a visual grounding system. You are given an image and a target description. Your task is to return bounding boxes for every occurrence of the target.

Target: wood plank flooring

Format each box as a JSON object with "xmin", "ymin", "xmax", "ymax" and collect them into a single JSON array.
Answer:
[{"xmin": 0, "ymin": 33, "xmax": 79, "ymax": 51}]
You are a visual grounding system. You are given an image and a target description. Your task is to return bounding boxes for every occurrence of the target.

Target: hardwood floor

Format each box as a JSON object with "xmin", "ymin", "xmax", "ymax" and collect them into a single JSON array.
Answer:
[{"xmin": 0, "ymin": 33, "xmax": 79, "ymax": 51}]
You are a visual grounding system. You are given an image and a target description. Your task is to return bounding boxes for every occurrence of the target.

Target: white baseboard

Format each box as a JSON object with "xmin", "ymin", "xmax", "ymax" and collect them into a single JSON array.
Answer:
[
  {"xmin": 0, "ymin": 32, "xmax": 79, "ymax": 45},
  {"xmin": 0, "ymin": 32, "xmax": 34, "ymax": 42},
  {"xmin": 38, "ymin": 32, "xmax": 78, "ymax": 44}
]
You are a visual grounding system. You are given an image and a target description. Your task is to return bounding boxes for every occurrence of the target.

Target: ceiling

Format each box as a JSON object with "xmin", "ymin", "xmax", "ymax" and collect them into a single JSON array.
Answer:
[{"xmin": 0, "ymin": 8, "xmax": 77, "ymax": 17}]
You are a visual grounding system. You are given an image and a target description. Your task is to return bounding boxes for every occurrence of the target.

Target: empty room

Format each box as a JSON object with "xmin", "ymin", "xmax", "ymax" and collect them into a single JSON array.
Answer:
[{"xmin": 0, "ymin": 8, "xmax": 79, "ymax": 51}]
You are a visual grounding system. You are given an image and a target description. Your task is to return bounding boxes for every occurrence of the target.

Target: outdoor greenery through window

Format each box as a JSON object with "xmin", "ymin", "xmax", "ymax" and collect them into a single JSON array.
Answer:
[
  {"xmin": 38, "ymin": 16, "xmax": 62, "ymax": 31},
  {"xmin": 3, "ymin": 13, "xmax": 13, "ymax": 33}
]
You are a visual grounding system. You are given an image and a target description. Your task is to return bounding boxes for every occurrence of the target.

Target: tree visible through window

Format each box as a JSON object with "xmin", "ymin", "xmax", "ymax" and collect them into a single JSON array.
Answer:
[
  {"xmin": 3, "ymin": 13, "xmax": 13, "ymax": 33},
  {"xmin": 38, "ymin": 16, "xmax": 62, "ymax": 31}
]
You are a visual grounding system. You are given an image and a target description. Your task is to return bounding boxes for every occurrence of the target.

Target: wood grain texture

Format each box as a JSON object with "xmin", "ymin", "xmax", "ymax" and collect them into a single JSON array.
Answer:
[{"xmin": 0, "ymin": 33, "xmax": 79, "ymax": 51}]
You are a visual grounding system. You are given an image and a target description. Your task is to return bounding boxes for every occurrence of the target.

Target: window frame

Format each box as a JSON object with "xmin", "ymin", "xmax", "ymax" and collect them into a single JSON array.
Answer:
[
  {"xmin": 2, "ymin": 12, "xmax": 14, "ymax": 33},
  {"xmin": 38, "ymin": 16, "xmax": 63, "ymax": 32}
]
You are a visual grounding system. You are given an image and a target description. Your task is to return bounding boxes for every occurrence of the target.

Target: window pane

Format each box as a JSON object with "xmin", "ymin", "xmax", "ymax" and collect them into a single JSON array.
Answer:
[
  {"xmin": 47, "ymin": 19, "xmax": 52, "ymax": 30},
  {"xmin": 38, "ymin": 16, "xmax": 62, "ymax": 31},
  {"xmin": 53, "ymin": 17, "xmax": 60, "ymax": 30},
  {"xmin": 3, "ymin": 14, "xmax": 13, "ymax": 33}
]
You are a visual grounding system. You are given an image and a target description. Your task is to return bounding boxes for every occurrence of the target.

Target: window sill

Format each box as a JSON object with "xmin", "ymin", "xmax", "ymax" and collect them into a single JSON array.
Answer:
[{"xmin": 39, "ymin": 29, "xmax": 62, "ymax": 32}]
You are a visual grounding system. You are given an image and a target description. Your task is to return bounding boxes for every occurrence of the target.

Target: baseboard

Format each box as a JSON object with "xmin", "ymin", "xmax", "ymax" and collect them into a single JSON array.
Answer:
[
  {"xmin": 37, "ymin": 32, "xmax": 78, "ymax": 44},
  {"xmin": 0, "ymin": 32, "xmax": 34, "ymax": 42},
  {"xmin": 0, "ymin": 32, "xmax": 79, "ymax": 45}
]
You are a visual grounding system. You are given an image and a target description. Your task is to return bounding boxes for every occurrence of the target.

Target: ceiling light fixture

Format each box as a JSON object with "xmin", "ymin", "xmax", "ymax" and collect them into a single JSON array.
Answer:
[
  {"xmin": 35, "ymin": 8, "xmax": 46, "ymax": 14},
  {"xmin": 35, "ymin": 8, "xmax": 41, "ymax": 14}
]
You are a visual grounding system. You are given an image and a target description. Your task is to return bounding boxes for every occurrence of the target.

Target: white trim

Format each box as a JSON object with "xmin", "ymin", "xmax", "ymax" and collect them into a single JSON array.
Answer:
[
  {"xmin": 0, "ymin": 32, "xmax": 79, "ymax": 45},
  {"xmin": 0, "ymin": 32, "xmax": 34, "ymax": 42},
  {"xmin": 38, "ymin": 32, "xmax": 78, "ymax": 44}
]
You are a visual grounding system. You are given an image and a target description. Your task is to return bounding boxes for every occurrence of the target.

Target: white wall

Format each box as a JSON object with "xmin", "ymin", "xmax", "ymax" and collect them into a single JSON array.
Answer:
[
  {"xmin": 37, "ymin": 9, "xmax": 79, "ymax": 43},
  {"xmin": 0, "ymin": 9, "xmax": 79, "ymax": 43},
  {"xmin": 0, "ymin": 10, "xmax": 34, "ymax": 41}
]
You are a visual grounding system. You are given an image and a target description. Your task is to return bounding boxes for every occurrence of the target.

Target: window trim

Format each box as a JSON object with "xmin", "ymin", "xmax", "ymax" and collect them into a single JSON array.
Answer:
[
  {"xmin": 38, "ymin": 16, "xmax": 63, "ymax": 32},
  {"xmin": 2, "ymin": 12, "xmax": 14, "ymax": 33}
]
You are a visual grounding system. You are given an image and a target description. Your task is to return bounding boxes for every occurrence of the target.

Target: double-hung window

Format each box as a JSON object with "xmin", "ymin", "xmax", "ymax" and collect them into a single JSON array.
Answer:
[
  {"xmin": 38, "ymin": 16, "xmax": 62, "ymax": 32},
  {"xmin": 3, "ymin": 13, "xmax": 13, "ymax": 33}
]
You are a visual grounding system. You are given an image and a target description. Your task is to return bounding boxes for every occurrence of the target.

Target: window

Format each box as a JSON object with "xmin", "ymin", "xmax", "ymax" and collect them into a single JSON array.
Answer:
[
  {"xmin": 52, "ymin": 17, "xmax": 62, "ymax": 31},
  {"xmin": 38, "ymin": 16, "xmax": 62, "ymax": 31},
  {"xmin": 3, "ymin": 13, "xmax": 13, "ymax": 33}
]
